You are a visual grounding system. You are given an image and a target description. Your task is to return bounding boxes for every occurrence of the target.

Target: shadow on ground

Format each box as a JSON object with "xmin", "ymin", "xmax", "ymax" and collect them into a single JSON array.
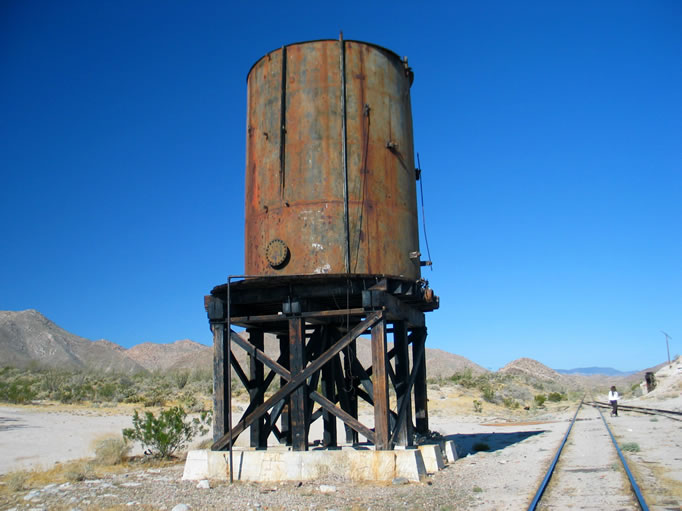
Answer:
[
  {"xmin": 443, "ymin": 430, "xmax": 547, "ymax": 457},
  {"xmin": 0, "ymin": 415, "xmax": 29, "ymax": 432}
]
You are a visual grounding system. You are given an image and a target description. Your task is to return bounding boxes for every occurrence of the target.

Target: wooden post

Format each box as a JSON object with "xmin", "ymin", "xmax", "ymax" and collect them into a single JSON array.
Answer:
[
  {"xmin": 248, "ymin": 328, "xmax": 266, "ymax": 448},
  {"xmin": 371, "ymin": 315, "xmax": 390, "ymax": 450},
  {"xmin": 289, "ymin": 316, "xmax": 308, "ymax": 451},
  {"xmin": 394, "ymin": 321, "xmax": 413, "ymax": 446},
  {"xmin": 212, "ymin": 322, "xmax": 227, "ymax": 443},
  {"xmin": 412, "ymin": 327, "xmax": 429, "ymax": 435},
  {"xmin": 321, "ymin": 327, "xmax": 337, "ymax": 447},
  {"xmin": 277, "ymin": 334, "xmax": 290, "ymax": 445}
]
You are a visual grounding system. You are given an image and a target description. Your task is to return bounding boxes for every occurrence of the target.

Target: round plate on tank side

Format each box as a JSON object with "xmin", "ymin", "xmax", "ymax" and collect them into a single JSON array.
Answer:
[{"xmin": 266, "ymin": 239, "xmax": 289, "ymax": 268}]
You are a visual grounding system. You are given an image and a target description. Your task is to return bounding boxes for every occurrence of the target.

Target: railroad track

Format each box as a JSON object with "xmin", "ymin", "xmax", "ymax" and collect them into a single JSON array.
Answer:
[
  {"xmin": 588, "ymin": 400, "xmax": 682, "ymax": 422},
  {"xmin": 528, "ymin": 399, "xmax": 649, "ymax": 510}
]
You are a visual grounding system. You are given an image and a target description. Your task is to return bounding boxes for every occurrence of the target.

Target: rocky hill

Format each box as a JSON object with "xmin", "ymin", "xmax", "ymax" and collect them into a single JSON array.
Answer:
[
  {"xmin": 499, "ymin": 357, "xmax": 564, "ymax": 383},
  {"xmin": 125, "ymin": 339, "xmax": 208, "ymax": 371},
  {"xmin": 0, "ymin": 310, "xmax": 144, "ymax": 373},
  {"xmin": 0, "ymin": 309, "xmax": 486, "ymax": 379}
]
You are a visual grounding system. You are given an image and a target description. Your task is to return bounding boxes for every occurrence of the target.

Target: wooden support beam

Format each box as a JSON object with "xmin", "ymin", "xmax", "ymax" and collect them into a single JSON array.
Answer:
[
  {"xmin": 363, "ymin": 290, "xmax": 425, "ymax": 327},
  {"xmin": 321, "ymin": 327, "xmax": 337, "ymax": 447},
  {"xmin": 289, "ymin": 317, "xmax": 307, "ymax": 451},
  {"xmin": 412, "ymin": 328, "xmax": 429, "ymax": 435},
  {"xmin": 310, "ymin": 391, "xmax": 375, "ymax": 443},
  {"xmin": 211, "ymin": 312, "xmax": 382, "ymax": 451},
  {"xmin": 371, "ymin": 316, "xmax": 390, "ymax": 450},
  {"xmin": 229, "ymin": 351, "xmax": 249, "ymax": 389},
  {"xmin": 211, "ymin": 322, "xmax": 228, "ymax": 443},
  {"xmin": 277, "ymin": 335, "xmax": 290, "ymax": 445},
  {"xmin": 248, "ymin": 329, "xmax": 266, "ymax": 448},
  {"xmin": 393, "ymin": 321, "xmax": 414, "ymax": 446},
  {"xmin": 389, "ymin": 341, "xmax": 424, "ymax": 445}
]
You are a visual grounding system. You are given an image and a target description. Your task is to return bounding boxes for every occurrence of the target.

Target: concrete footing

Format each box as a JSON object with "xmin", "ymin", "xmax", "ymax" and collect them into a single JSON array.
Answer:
[
  {"xmin": 441, "ymin": 440, "xmax": 459, "ymax": 463},
  {"xmin": 183, "ymin": 447, "xmax": 430, "ymax": 483},
  {"xmin": 417, "ymin": 444, "xmax": 445, "ymax": 473}
]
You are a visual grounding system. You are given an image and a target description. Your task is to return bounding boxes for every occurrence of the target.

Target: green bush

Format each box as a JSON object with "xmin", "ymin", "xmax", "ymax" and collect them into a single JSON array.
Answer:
[
  {"xmin": 534, "ymin": 394, "xmax": 547, "ymax": 407},
  {"xmin": 481, "ymin": 384, "xmax": 495, "ymax": 403},
  {"xmin": 547, "ymin": 392, "xmax": 564, "ymax": 402},
  {"xmin": 621, "ymin": 442, "xmax": 640, "ymax": 452},
  {"xmin": 122, "ymin": 406, "xmax": 212, "ymax": 458},
  {"xmin": 502, "ymin": 397, "xmax": 520, "ymax": 409},
  {"xmin": 473, "ymin": 399, "xmax": 482, "ymax": 413}
]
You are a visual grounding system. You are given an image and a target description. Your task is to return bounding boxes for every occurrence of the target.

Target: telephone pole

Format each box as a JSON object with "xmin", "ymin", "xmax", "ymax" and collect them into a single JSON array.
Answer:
[{"xmin": 661, "ymin": 331, "xmax": 672, "ymax": 366}]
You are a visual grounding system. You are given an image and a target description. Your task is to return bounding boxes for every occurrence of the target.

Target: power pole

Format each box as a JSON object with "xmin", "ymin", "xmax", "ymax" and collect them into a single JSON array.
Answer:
[{"xmin": 661, "ymin": 331, "xmax": 672, "ymax": 367}]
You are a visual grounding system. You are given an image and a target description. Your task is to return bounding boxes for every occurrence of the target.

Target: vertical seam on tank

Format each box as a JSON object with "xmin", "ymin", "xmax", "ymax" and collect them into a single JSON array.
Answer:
[
  {"xmin": 340, "ymin": 35, "xmax": 350, "ymax": 274},
  {"xmin": 279, "ymin": 45, "xmax": 287, "ymax": 200}
]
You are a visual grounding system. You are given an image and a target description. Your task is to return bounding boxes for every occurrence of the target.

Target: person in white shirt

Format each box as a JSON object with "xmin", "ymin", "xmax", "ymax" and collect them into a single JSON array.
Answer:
[{"xmin": 608, "ymin": 386, "xmax": 619, "ymax": 417}]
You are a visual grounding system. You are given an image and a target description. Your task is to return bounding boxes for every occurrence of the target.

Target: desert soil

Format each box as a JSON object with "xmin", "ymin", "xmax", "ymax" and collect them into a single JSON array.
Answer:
[{"xmin": 1, "ymin": 364, "xmax": 680, "ymax": 510}]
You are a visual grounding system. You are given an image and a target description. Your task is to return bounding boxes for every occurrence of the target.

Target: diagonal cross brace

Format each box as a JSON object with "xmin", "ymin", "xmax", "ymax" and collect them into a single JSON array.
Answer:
[{"xmin": 212, "ymin": 311, "xmax": 382, "ymax": 451}]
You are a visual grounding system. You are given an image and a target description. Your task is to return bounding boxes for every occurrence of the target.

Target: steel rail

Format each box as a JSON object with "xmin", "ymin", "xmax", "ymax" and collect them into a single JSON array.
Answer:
[
  {"xmin": 527, "ymin": 397, "xmax": 584, "ymax": 510},
  {"xmin": 593, "ymin": 405, "xmax": 650, "ymax": 511},
  {"xmin": 589, "ymin": 401, "xmax": 682, "ymax": 421}
]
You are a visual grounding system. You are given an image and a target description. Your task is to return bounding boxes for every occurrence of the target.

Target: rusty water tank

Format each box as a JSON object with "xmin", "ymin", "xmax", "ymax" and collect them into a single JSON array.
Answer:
[{"xmin": 244, "ymin": 39, "xmax": 421, "ymax": 279}]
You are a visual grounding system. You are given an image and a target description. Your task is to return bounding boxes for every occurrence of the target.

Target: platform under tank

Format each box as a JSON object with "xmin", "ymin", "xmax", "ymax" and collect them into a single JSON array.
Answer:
[{"xmin": 244, "ymin": 39, "xmax": 421, "ymax": 279}]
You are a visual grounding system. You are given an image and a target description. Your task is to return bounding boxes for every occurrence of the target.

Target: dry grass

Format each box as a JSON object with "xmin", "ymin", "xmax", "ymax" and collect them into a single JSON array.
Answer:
[{"xmin": 92, "ymin": 435, "xmax": 131, "ymax": 465}]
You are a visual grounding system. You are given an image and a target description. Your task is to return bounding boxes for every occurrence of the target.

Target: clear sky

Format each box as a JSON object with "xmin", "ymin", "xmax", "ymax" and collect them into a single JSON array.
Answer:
[{"xmin": 2, "ymin": 1, "xmax": 680, "ymax": 371}]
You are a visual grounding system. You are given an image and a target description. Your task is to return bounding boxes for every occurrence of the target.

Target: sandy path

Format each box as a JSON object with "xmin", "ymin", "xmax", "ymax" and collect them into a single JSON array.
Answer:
[{"xmin": 0, "ymin": 406, "xmax": 141, "ymax": 473}]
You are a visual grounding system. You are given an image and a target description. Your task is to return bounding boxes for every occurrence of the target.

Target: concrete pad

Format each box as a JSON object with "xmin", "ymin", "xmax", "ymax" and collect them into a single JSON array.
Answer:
[
  {"xmin": 183, "ymin": 448, "xmax": 429, "ymax": 483},
  {"xmin": 395, "ymin": 449, "xmax": 427, "ymax": 481},
  {"xmin": 441, "ymin": 440, "xmax": 459, "ymax": 463},
  {"xmin": 417, "ymin": 444, "xmax": 445, "ymax": 473}
]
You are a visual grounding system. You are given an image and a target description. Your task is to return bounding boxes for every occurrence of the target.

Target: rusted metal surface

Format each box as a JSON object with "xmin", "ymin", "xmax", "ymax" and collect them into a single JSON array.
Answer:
[{"xmin": 245, "ymin": 40, "xmax": 420, "ymax": 278}]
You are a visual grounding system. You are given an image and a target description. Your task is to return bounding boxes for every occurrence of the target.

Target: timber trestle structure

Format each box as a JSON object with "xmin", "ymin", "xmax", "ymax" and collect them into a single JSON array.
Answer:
[{"xmin": 205, "ymin": 274, "xmax": 438, "ymax": 452}]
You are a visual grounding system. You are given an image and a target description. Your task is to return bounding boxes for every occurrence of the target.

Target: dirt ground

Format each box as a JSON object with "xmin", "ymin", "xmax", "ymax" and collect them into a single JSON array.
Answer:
[{"xmin": 1, "ymin": 361, "xmax": 680, "ymax": 510}]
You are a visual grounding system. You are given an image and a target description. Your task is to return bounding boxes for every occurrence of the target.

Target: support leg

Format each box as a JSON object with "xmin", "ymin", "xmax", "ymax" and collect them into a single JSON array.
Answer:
[
  {"xmin": 248, "ymin": 328, "xmax": 266, "ymax": 448},
  {"xmin": 289, "ymin": 317, "xmax": 308, "ymax": 451},
  {"xmin": 212, "ymin": 322, "xmax": 228, "ymax": 444},
  {"xmin": 371, "ymin": 315, "xmax": 390, "ymax": 450},
  {"xmin": 412, "ymin": 327, "xmax": 429, "ymax": 435},
  {"xmin": 394, "ymin": 321, "xmax": 413, "ymax": 446}
]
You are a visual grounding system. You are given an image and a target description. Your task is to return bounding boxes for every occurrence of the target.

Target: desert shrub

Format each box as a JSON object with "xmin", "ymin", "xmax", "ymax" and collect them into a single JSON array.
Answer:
[
  {"xmin": 473, "ymin": 399, "xmax": 482, "ymax": 413},
  {"xmin": 449, "ymin": 368, "xmax": 475, "ymax": 387},
  {"xmin": 481, "ymin": 384, "xmax": 495, "ymax": 403},
  {"xmin": 547, "ymin": 392, "xmax": 564, "ymax": 402},
  {"xmin": 502, "ymin": 397, "xmax": 519, "ymax": 409},
  {"xmin": 174, "ymin": 371, "xmax": 190, "ymax": 390},
  {"xmin": 0, "ymin": 379, "xmax": 37, "ymax": 404},
  {"xmin": 122, "ymin": 406, "xmax": 212, "ymax": 458},
  {"xmin": 621, "ymin": 442, "xmax": 640, "ymax": 452},
  {"xmin": 64, "ymin": 461, "xmax": 95, "ymax": 482},
  {"xmin": 93, "ymin": 436, "xmax": 131, "ymax": 465},
  {"xmin": 6, "ymin": 470, "xmax": 30, "ymax": 491},
  {"xmin": 534, "ymin": 394, "xmax": 547, "ymax": 407},
  {"xmin": 473, "ymin": 486, "xmax": 483, "ymax": 493}
]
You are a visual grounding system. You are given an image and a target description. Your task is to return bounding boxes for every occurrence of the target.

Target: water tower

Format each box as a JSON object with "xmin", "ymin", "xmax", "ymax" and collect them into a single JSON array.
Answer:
[{"xmin": 205, "ymin": 37, "xmax": 438, "ymax": 457}]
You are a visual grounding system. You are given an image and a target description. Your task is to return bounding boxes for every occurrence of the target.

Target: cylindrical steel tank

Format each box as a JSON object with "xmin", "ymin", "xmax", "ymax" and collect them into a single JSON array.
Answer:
[{"xmin": 244, "ymin": 39, "xmax": 421, "ymax": 279}]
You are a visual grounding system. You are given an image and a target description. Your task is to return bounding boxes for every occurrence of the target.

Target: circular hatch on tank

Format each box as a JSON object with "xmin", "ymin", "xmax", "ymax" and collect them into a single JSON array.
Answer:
[{"xmin": 266, "ymin": 239, "xmax": 289, "ymax": 268}]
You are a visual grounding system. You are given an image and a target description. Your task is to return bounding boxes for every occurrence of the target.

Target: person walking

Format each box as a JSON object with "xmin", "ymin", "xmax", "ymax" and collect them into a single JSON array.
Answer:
[{"xmin": 608, "ymin": 385, "xmax": 619, "ymax": 417}]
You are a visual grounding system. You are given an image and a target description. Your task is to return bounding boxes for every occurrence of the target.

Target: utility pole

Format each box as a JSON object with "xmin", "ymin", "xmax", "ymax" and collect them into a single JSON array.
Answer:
[{"xmin": 661, "ymin": 331, "xmax": 672, "ymax": 367}]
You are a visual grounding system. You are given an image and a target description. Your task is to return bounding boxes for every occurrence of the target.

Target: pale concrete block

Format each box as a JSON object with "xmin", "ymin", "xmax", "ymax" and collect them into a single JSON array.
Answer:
[
  {"xmin": 395, "ymin": 449, "xmax": 427, "ymax": 482},
  {"xmin": 182, "ymin": 450, "xmax": 209, "ymax": 480},
  {"xmin": 441, "ymin": 440, "xmax": 459, "ymax": 464},
  {"xmin": 418, "ymin": 444, "xmax": 445, "ymax": 473}
]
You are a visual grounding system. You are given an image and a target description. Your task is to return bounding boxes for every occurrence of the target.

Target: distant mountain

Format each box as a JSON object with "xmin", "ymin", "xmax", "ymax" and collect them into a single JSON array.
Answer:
[
  {"xmin": 555, "ymin": 367, "xmax": 637, "ymax": 376},
  {"xmin": 499, "ymin": 357, "xmax": 563, "ymax": 383},
  {"xmin": 0, "ymin": 310, "xmax": 145, "ymax": 373},
  {"xmin": 0, "ymin": 309, "xmax": 485, "ymax": 379},
  {"xmin": 125, "ymin": 339, "xmax": 208, "ymax": 371}
]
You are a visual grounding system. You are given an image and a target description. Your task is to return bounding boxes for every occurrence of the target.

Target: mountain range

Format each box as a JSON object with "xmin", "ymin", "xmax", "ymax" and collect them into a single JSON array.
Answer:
[{"xmin": 0, "ymin": 309, "xmax": 489, "ymax": 378}]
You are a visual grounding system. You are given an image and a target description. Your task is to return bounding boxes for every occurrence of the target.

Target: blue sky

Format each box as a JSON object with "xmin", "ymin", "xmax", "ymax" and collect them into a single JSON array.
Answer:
[{"xmin": 2, "ymin": 1, "xmax": 680, "ymax": 371}]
